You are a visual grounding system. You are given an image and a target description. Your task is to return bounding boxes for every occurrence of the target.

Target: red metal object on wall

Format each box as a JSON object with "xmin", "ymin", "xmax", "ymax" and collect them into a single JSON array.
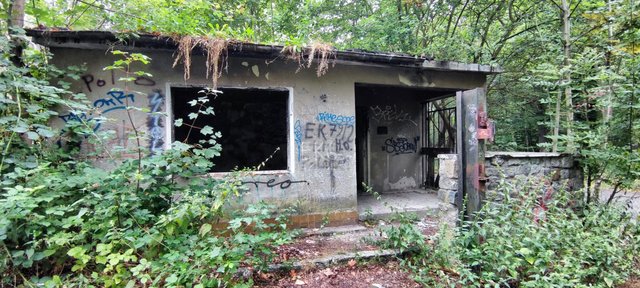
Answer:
[{"xmin": 477, "ymin": 111, "xmax": 494, "ymax": 142}]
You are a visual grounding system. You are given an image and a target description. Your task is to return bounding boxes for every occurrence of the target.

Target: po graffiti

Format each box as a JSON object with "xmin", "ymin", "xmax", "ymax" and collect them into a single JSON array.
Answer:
[
  {"xmin": 383, "ymin": 136, "xmax": 420, "ymax": 155},
  {"xmin": 81, "ymin": 72, "xmax": 155, "ymax": 92}
]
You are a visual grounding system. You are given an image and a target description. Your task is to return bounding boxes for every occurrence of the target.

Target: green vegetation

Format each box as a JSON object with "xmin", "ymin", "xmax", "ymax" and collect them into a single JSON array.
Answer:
[
  {"xmin": 3, "ymin": 0, "xmax": 636, "ymax": 198},
  {"xmin": 0, "ymin": 37, "xmax": 294, "ymax": 286},
  {"xmin": 379, "ymin": 179, "xmax": 640, "ymax": 287},
  {"xmin": 1, "ymin": 0, "xmax": 639, "ymax": 286}
]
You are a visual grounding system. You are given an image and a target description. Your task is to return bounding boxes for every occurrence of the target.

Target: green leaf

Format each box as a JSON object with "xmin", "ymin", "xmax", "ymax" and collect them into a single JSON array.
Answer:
[
  {"xmin": 67, "ymin": 246, "xmax": 86, "ymax": 258},
  {"xmin": 26, "ymin": 131, "xmax": 39, "ymax": 140},
  {"xmin": 174, "ymin": 118, "xmax": 183, "ymax": 127},
  {"xmin": 165, "ymin": 274, "xmax": 178, "ymax": 284},
  {"xmin": 525, "ymin": 256, "xmax": 536, "ymax": 265},
  {"xmin": 199, "ymin": 223, "xmax": 212, "ymax": 237},
  {"xmin": 200, "ymin": 125, "xmax": 214, "ymax": 135},
  {"xmin": 604, "ymin": 277, "xmax": 613, "ymax": 287}
]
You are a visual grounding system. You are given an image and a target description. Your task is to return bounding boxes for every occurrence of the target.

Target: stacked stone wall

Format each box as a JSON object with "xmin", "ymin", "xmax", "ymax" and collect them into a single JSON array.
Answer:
[{"xmin": 437, "ymin": 152, "xmax": 583, "ymax": 204}]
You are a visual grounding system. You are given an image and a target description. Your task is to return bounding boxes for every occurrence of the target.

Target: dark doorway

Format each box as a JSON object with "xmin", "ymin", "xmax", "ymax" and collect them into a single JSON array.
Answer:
[
  {"xmin": 354, "ymin": 83, "xmax": 456, "ymax": 220},
  {"xmin": 355, "ymin": 106, "xmax": 368, "ymax": 193}
]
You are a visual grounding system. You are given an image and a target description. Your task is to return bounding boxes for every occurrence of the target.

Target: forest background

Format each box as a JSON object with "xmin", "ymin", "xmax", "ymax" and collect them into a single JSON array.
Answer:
[
  {"xmin": 0, "ymin": 0, "xmax": 639, "ymax": 286},
  {"xmin": 4, "ymin": 0, "xmax": 639, "ymax": 194}
]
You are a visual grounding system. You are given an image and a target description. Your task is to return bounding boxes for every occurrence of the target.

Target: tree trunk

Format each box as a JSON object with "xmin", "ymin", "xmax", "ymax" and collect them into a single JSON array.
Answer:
[
  {"xmin": 8, "ymin": 0, "xmax": 26, "ymax": 66},
  {"xmin": 562, "ymin": 0, "xmax": 574, "ymax": 153},
  {"xmin": 8, "ymin": 0, "xmax": 25, "ymax": 29},
  {"xmin": 552, "ymin": 89, "xmax": 561, "ymax": 152}
]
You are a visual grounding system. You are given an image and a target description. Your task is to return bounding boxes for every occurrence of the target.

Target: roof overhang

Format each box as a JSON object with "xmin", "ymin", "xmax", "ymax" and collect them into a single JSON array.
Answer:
[{"xmin": 25, "ymin": 29, "xmax": 502, "ymax": 74}]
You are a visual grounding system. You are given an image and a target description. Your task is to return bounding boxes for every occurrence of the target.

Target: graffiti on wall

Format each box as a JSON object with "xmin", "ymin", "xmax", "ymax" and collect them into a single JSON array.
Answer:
[
  {"xmin": 242, "ymin": 178, "xmax": 309, "ymax": 189},
  {"xmin": 148, "ymin": 90, "xmax": 165, "ymax": 154},
  {"xmin": 316, "ymin": 112, "xmax": 355, "ymax": 126},
  {"xmin": 383, "ymin": 136, "xmax": 420, "ymax": 155},
  {"xmin": 81, "ymin": 72, "xmax": 155, "ymax": 92},
  {"xmin": 303, "ymin": 122, "xmax": 355, "ymax": 153},
  {"xmin": 296, "ymin": 112, "xmax": 356, "ymax": 165},
  {"xmin": 59, "ymin": 90, "xmax": 136, "ymax": 131},
  {"xmin": 370, "ymin": 105, "xmax": 417, "ymax": 126},
  {"xmin": 294, "ymin": 120, "xmax": 303, "ymax": 162}
]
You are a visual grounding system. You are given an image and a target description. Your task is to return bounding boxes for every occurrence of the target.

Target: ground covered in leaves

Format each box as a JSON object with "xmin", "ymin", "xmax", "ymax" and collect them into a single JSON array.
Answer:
[{"xmin": 254, "ymin": 260, "xmax": 421, "ymax": 288}]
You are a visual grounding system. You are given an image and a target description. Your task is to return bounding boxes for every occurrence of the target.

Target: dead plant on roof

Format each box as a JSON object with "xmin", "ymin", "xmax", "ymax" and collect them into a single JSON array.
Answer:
[
  {"xmin": 172, "ymin": 35, "xmax": 228, "ymax": 88},
  {"xmin": 306, "ymin": 42, "xmax": 335, "ymax": 77},
  {"xmin": 197, "ymin": 37, "xmax": 228, "ymax": 89},
  {"xmin": 172, "ymin": 35, "xmax": 195, "ymax": 81},
  {"xmin": 280, "ymin": 45, "xmax": 305, "ymax": 73}
]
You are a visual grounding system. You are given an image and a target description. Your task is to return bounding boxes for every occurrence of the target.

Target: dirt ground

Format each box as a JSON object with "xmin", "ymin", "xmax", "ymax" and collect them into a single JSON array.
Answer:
[
  {"xmin": 254, "ymin": 260, "xmax": 421, "ymax": 288},
  {"xmin": 254, "ymin": 218, "xmax": 442, "ymax": 287}
]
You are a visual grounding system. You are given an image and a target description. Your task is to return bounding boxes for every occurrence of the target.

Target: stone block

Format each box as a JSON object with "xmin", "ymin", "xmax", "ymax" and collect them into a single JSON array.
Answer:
[
  {"xmin": 439, "ymin": 158, "xmax": 458, "ymax": 179},
  {"xmin": 506, "ymin": 165, "xmax": 530, "ymax": 177},
  {"xmin": 529, "ymin": 164, "xmax": 543, "ymax": 175},
  {"xmin": 438, "ymin": 189, "xmax": 457, "ymax": 204},
  {"xmin": 439, "ymin": 176, "xmax": 458, "ymax": 190}
]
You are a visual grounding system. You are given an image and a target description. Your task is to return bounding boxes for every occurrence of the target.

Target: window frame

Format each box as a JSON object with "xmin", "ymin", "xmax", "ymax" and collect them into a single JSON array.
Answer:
[{"xmin": 165, "ymin": 83, "xmax": 294, "ymax": 175}]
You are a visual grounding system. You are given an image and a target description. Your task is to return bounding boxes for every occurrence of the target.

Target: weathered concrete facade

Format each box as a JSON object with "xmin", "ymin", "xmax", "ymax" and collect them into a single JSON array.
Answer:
[
  {"xmin": 438, "ymin": 152, "xmax": 583, "ymax": 204},
  {"xmin": 30, "ymin": 30, "xmax": 498, "ymax": 227}
]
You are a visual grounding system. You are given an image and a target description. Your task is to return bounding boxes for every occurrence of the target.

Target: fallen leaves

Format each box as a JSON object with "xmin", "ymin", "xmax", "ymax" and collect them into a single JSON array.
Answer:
[{"xmin": 347, "ymin": 259, "xmax": 357, "ymax": 267}]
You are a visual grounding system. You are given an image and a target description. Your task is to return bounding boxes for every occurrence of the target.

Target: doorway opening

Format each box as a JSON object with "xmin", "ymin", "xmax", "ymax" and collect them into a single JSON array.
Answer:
[{"xmin": 354, "ymin": 83, "xmax": 455, "ymax": 219}]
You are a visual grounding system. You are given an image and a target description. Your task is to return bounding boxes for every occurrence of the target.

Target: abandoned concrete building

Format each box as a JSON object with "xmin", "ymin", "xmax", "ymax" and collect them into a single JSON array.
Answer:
[{"xmin": 27, "ymin": 30, "xmax": 582, "ymax": 227}]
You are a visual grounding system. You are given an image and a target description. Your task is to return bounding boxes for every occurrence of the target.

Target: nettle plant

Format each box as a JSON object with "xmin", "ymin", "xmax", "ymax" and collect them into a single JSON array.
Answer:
[
  {"xmin": 1, "ymin": 39, "xmax": 294, "ymax": 287},
  {"xmin": 393, "ymin": 177, "xmax": 640, "ymax": 288}
]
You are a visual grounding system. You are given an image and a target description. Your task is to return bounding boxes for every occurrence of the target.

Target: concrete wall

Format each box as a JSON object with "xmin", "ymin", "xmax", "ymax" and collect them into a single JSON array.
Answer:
[
  {"xmin": 438, "ymin": 152, "xmax": 583, "ymax": 204},
  {"xmin": 49, "ymin": 46, "xmax": 486, "ymax": 225},
  {"xmin": 355, "ymin": 89, "xmax": 439, "ymax": 193}
]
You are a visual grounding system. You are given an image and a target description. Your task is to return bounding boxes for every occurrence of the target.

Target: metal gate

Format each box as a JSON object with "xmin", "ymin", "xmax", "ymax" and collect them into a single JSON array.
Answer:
[{"xmin": 423, "ymin": 97, "xmax": 457, "ymax": 188}]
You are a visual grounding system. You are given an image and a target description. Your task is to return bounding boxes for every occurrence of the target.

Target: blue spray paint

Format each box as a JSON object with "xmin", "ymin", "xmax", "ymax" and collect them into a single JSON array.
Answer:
[
  {"xmin": 147, "ymin": 90, "xmax": 164, "ymax": 154},
  {"xmin": 294, "ymin": 120, "xmax": 303, "ymax": 162},
  {"xmin": 316, "ymin": 112, "xmax": 355, "ymax": 126},
  {"xmin": 59, "ymin": 90, "xmax": 135, "ymax": 131}
]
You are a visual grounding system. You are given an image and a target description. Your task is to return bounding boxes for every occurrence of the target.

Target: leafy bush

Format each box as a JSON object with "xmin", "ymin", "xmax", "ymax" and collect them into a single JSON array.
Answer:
[
  {"xmin": 0, "ymin": 34, "xmax": 294, "ymax": 287},
  {"xmin": 389, "ymin": 178, "xmax": 640, "ymax": 287}
]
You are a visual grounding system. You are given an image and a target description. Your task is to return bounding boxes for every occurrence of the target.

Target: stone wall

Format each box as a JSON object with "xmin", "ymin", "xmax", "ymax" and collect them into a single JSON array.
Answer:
[{"xmin": 437, "ymin": 152, "xmax": 583, "ymax": 204}]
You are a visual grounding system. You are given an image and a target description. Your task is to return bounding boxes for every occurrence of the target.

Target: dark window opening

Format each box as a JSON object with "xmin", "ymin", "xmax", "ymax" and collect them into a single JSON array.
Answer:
[{"xmin": 171, "ymin": 87, "xmax": 288, "ymax": 172}]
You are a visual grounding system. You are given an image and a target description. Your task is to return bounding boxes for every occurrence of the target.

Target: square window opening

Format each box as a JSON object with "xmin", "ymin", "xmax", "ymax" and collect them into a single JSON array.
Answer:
[{"xmin": 171, "ymin": 86, "xmax": 289, "ymax": 172}]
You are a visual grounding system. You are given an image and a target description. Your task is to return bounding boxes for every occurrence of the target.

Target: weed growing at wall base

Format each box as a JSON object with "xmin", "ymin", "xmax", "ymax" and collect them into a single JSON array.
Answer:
[{"xmin": 380, "ymin": 177, "xmax": 640, "ymax": 287}]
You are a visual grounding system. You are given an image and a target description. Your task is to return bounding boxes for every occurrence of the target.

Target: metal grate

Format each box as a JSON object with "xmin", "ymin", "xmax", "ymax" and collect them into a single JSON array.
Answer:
[{"xmin": 423, "ymin": 97, "xmax": 456, "ymax": 188}]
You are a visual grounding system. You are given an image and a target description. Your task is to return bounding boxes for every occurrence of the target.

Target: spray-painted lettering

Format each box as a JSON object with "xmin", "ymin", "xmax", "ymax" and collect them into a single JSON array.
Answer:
[
  {"xmin": 383, "ymin": 136, "xmax": 420, "ymax": 155},
  {"xmin": 316, "ymin": 112, "xmax": 355, "ymax": 126},
  {"xmin": 242, "ymin": 178, "xmax": 309, "ymax": 189},
  {"xmin": 303, "ymin": 122, "xmax": 354, "ymax": 153},
  {"xmin": 82, "ymin": 72, "xmax": 156, "ymax": 92},
  {"xmin": 148, "ymin": 90, "xmax": 164, "ymax": 154},
  {"xmin": 370, "ymin": 105, "xmax": 417, "ymax": 126},
  {"xmin": 93, "ymin": 91, "xmax": 135, "ymax": 112},
  {"xmin": 294, "ymin": 120, "xmax": 303, "ymax": 162},
  {"xmin": 58, "ymin": 90, "xmax": 135, "ymax": 131}
]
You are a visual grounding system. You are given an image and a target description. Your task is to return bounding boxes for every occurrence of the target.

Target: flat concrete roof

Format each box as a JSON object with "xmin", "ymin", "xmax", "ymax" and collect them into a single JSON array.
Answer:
[{"xmin": 26, "ymin": 29, "xmax": 502, "ymax": 74}]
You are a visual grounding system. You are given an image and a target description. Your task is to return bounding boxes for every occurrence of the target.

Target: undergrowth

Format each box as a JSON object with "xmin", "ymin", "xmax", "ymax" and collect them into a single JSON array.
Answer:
[
  {"xmin": 0, "ymin": 33, "xmax": 296, "ymax": 287},
  {"xmin": 378, "ymin": 178, "xmax": 640, "ymax": 287}
]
